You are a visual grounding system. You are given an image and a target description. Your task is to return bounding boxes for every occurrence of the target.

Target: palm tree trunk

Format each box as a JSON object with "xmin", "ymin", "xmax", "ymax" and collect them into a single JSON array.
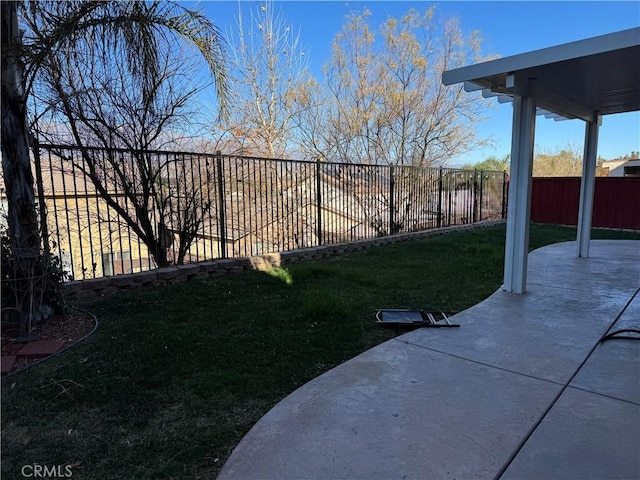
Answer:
[
  {"xmin": 2, "ymin": 1, "xmax": 42, "ymax": 332},
  {"xmin": 1, "ymin": 1, "xmax": 40, "ymax": 257}
]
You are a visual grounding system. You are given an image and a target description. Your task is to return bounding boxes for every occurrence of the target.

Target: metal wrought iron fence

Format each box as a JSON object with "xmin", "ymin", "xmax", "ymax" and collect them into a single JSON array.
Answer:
[{"xmin": 30, "ymin": 144, "xmax": 506, "ymax": 280}]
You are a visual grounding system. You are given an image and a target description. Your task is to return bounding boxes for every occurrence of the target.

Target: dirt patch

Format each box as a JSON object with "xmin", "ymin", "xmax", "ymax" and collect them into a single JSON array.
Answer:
[{"xmin": 1, "ymin": 312, "xmax": 96, "ymax": 374}]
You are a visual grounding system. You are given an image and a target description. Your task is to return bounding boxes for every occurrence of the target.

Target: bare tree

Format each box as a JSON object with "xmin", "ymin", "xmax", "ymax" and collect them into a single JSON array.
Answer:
[
  {"xmin": 296, "ymin": 7, "xmax": 490, "ymax": 167},
  {"xmin": 33, "ymin": 45, "xmax": 215, "ymax": 268},
  {"xmin": 293, "ymin": 7, "xmax": 491, "ymax": 234},
  {"xmin": 213, "ymin": 1, "xmax": 310, "ymax": 158}
]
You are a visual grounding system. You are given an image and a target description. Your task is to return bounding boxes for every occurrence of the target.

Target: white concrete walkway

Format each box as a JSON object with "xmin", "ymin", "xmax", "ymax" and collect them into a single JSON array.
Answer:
[{"xmin": 218, "ymin": 240, "xmax": 640, "ymax": 480}]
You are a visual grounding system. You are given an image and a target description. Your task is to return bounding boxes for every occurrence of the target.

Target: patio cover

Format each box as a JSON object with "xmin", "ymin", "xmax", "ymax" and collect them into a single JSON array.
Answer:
[{"xmin": 443, "ymin": 27, "xmax": 640, "ymax": 293}]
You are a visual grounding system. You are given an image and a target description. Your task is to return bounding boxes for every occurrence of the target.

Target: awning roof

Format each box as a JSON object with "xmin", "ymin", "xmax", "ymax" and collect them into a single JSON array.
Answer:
[{"xmin": 442, "ymin": 27, "xmax": 640, "ymax": 122}]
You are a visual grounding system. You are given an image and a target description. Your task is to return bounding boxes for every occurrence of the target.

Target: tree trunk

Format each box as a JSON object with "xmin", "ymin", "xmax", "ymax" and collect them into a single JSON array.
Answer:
[
  {"xmin": 2, "ymin": 2, "xmax": 42, "ymax": 330},
  {"xmin": 1, "ymin": 2, "xmax": 40, "ymax": 257}
]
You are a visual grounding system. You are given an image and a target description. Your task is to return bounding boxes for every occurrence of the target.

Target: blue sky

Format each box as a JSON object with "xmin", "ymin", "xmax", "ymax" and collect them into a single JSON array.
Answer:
[{"xmin": 196, "ymin": 1, "xmax": 640, "ymax": 165}]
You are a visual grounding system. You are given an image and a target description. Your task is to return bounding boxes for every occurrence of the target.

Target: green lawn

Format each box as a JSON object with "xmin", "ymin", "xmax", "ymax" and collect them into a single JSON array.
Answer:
[{"xmin": 2, "ymin": 224, "xmax": 639, "ymax": 479}]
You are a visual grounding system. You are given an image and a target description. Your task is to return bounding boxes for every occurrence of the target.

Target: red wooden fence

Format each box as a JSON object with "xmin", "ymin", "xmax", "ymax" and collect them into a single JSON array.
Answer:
[{"xmin": 530, "ymin": 177, "xmax": 640, "ymax": 230}]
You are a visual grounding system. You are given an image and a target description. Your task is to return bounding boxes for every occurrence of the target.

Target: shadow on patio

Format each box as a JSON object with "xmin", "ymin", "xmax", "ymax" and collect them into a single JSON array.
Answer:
[{"xmin": 218, "ymin": 239, "xmax": 640, "ymax": 480}]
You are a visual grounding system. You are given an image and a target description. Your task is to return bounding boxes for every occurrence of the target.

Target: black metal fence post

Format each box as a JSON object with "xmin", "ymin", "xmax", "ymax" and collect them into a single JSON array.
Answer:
[
  {"xmin": 437, "ymin": 167, "xmax": 443, "ymax": 228},
  {"xmin": 215, "ymin": 151, "xmax": 227, "ymax": 259},
  {"xmin": 479, "ymin": 171, "xmax": 484, "ymax": 221},
  {"xmin": 447, "ymin": 175, "xmax": 453, "ymax": 227},
  {"xmin": 502, "ymin": 171, "xmax": 508, "ymax": 219},
  {"xmin": 472, "ymin": 170, "xmax": 479, "ymax": 223},
  {"xmin": 389, "ymin": 166, "xmax": 395, "ymax": 235},
  {"xmin": 315, "ymin": 157, "xmax": 322, "ymax": 246}
]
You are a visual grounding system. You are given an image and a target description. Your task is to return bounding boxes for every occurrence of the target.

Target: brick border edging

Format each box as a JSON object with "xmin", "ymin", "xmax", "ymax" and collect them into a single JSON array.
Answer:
[{"xmin": 65, "ymin": 220, "xmax": 506, "ymax": 302}]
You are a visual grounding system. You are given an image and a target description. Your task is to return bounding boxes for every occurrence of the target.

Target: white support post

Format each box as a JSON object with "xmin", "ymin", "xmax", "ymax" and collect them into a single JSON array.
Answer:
[
  {"xmin": 503, "ymin": 89, "xmax": 536, "ymax": 294},
  {"xmin": 576, "ymin": 114, "xmax": 601, "ymax": 258}
]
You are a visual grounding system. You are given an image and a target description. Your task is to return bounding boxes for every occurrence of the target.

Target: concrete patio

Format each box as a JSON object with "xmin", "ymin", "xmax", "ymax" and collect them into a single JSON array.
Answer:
[{"xmin": 218, "ymin": 239, "xmax": 640, "ymax": 480}]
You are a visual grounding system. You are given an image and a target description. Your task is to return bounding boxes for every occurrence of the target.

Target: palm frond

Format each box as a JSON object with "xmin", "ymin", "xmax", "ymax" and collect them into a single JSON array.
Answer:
[{"xmin": 21, "ymin": 0, "xmax": 229, "ymax": 119}]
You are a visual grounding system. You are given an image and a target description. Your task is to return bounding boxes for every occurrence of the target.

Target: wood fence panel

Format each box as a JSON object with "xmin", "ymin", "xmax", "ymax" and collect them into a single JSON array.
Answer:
[
  {"xmin": 592, "ymin": 177, "xmax": 640, "ymax": 229},
  {"xmin": 530, "ymin": 177, "xmax": 640, "ymax": 230}
]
